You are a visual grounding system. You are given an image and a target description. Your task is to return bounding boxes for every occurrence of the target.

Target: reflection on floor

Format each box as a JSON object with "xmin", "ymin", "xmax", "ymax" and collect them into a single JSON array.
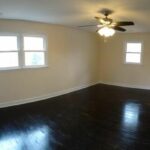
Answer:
[
  {"xmin": 0, "ymin": 84, "xmax": 150, "ymax": 150},
  {"xmin": 0, "ymin": 125, "xmax": 50, "ymax": 150},
  {"xmin": 122, "ymin": 103, "xmax": 140, "ymax": 129}
]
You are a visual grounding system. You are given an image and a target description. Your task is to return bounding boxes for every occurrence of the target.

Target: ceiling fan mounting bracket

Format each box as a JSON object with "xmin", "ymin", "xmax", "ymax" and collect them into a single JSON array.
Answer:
[{"xmin": 100, "ymin": 8, "xmax": 114, "ymax": 17}]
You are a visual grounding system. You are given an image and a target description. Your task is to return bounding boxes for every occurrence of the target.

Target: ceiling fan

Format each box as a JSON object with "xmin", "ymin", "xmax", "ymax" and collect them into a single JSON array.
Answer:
[{"xmin": 78, "ymin": 9, "xmax": 134, "ymax": 37}]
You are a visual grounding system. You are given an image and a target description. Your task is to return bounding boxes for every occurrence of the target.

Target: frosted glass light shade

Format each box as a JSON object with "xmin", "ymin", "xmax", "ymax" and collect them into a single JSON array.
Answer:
[{"xmin": 98, "ymin": 27, "xmax": 115, "ymax": 37}]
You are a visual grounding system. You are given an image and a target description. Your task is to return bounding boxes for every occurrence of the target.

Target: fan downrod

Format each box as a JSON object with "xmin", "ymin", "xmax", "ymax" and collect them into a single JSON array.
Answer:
[{"xmin": 100, "ymin": 8, "xmax": 114, "ymax": 17}]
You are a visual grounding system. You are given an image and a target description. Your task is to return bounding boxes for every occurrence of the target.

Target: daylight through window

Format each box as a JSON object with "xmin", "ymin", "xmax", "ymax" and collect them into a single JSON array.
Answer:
[
  {"xmin": 125, "ymin": 42, "xmax": 142, "ymax": 64},
  {"xmin": 23, "ymin": 36, "xmax": 46, "ymax": 67},
  {"xmin": 0, "ymin": 36, "xmax": 19, "ymax": 68},
  {"xmin": 0, "ymin": 35, "xmax": 47, "ymax": 70}
]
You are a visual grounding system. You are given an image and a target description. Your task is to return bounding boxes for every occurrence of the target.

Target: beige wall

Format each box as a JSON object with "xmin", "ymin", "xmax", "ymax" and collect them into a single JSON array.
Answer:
[
  {"xmin": 2, "ymin": 20, "xmax": 149, "ymax": 106},
  {"xmin": 0, "ymin": 20, "xmax": 100, "ymax": 103},
  {"xmin": 99, "ymin": 33, "xmax": 150, "ymax": 89}
]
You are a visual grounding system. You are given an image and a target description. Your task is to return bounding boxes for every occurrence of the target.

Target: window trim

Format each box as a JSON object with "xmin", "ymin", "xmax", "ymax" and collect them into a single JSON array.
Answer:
[
  {"xmin": 22, "ymin": 34, "xmax": 48, "ymax": 68},
  {"xmin": 0, "ymin": 33, "xmax": 48, "ymax": 71},
  {"xmin": 0, "ymin": 33, "xmax": 20, "ymax": 70},
  {"xmin": 124, "ymin": 41, "xmax": 143, "ymax": 65}
]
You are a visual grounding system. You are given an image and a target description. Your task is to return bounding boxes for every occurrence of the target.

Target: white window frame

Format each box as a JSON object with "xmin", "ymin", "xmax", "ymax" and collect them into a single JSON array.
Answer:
[
  {"xmin": 22, "ymin": 34, "xmax": 48, "ymax": 68},
  {"xmin": 124, "ymin": 41, "xmax": 143, "ymax": 65},
  {"xmin": 0, "ymin": 33, "xmax": 47, "ymax": 71},
  {"xmin": 0, "ymin": 33, "xmax": 21, "ymax": 70}
]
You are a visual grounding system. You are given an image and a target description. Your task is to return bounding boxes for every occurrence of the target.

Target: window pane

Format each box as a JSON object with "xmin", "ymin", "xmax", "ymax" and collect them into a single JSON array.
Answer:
[
  {"xmin": 0, "ymin": 52, "xmax": 19, "ymax": 68},
  {"xmin": 126, "ymin": 53, "xmax": 141, "ymax": 63},
  {"xmin": 24, "ymin": 37, "xmax": 44, "ymax": 50},
  {"xmin": 25, "ymin": 52, "xmax": 45, "ymax": 66},
  {"xmin": 127, "ymin": 43, "xmax": 141, "ymax": 53},
  {"xmin": 0, "ymin": 36, "xmax": 18, "ymax": 51}
]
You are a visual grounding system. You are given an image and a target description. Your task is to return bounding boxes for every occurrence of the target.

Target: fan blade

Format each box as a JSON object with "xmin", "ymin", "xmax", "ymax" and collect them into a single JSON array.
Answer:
[
  {"xmin": 116, "ymin": 21, "xmax": 134, "ymax": 26},
  {"xmin": 78, "ymin": 24, "xmax": 97, "ymax": 28},
  {"xmin": 112, "ymin": 26, "xmax": 126, "ymax": 32}
]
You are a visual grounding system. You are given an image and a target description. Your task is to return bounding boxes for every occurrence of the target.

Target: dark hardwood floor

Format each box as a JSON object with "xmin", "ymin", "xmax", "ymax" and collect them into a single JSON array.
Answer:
[{"xmin": 0, "ymin": 84, "xmax": 150, "ymax": 150}]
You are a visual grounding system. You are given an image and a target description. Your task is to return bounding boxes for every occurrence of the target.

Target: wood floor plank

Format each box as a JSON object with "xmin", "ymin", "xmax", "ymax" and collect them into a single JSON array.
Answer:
[{"xmin": 0, "ymin": 84, "xmax": 150, "ymax": 150}]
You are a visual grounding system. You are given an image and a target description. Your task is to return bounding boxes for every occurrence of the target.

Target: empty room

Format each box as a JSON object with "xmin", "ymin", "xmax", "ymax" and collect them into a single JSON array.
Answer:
[{"xmin": 0, "ymin": 0, "xmax": 149, "ymax": 149}]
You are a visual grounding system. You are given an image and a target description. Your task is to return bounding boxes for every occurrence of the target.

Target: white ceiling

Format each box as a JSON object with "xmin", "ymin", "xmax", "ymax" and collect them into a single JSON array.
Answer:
[{"xmin": 0, "ymin": 0, "xmax": 149, "ymax": 32}]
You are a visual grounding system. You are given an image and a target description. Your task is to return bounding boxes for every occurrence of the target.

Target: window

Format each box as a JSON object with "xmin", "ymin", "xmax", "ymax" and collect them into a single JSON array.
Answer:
[
  {"xmin": 0, "ymin": 36, "xmax": 19, "ymax": 69},
  {"xmin": 0, "ymin": 34, "xmax": 47, "ymax": 70},
  {"xmin": 125, "ymin": 42, "xmax": 142, "ymax": 64},
  {"xmin": 23, "ymin": 36, "xmax": 46, "ymax": 67}
]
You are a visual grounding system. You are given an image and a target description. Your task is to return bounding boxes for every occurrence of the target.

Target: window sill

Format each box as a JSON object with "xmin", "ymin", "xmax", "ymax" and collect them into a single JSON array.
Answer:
[{"xmin": 0, "ymin": 65, "xmax": 48, "ymax": 72}]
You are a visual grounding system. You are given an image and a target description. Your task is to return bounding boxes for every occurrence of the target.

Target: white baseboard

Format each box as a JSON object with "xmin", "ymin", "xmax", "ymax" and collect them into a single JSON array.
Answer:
[
  {"xmin": 2, "ymin": 81, "xmax": 149, "ymax": 109},
  {"xmin": 0, "ymin": 82, "xmax": 99, "ymax": 108},
  {"xmin": 99, "ymin": 81, "xmax": 150, "ymax": 90}
]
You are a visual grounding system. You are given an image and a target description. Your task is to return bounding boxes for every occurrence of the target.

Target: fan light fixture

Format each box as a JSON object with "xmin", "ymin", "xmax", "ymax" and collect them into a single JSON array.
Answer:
[
  {"xmin": 98, "ymin": 26, "xmax": 115, "ymax": 37},
  {"xmin": 78, "ymin": 8, "xmax": 134, "ymax": 40}
]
